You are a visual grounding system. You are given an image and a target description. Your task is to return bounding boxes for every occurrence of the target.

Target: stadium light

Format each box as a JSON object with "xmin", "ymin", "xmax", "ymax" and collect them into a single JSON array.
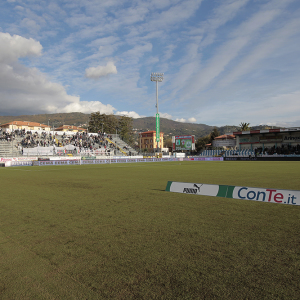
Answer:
[{"xmin": 150, "ymin": 72, "xmax": 164, "ymax": 152}]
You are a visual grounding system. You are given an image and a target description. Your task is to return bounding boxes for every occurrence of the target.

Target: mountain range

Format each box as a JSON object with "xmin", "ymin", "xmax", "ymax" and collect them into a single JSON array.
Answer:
[{"xmin": 0, "ymin": 112, "xmax": 274, "ymax": 139}]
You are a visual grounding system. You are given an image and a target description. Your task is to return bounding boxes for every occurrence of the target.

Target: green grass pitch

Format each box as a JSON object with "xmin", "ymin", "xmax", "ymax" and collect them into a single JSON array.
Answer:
[{"xmin": 0, "ymin": 161, "xmax": 299, "ymax": 299}]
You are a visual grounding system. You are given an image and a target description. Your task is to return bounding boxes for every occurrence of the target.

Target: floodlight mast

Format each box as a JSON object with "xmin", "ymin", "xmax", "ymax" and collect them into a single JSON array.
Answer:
[{"xmin": 150, "ymin": 72, "xmax": 164, "ymax": 152}]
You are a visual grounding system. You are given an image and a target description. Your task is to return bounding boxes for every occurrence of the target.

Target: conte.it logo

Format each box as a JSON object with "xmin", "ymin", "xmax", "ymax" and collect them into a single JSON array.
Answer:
[{"xmin": 237, "ymin": 187, "xmax": 297, "ymax": 204}]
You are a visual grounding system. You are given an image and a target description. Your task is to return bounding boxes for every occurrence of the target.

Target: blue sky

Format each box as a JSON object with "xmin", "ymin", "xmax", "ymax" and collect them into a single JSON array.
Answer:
[{"xmin": 0, "ymin": 0, "xmax": 299, "ymax": 127}]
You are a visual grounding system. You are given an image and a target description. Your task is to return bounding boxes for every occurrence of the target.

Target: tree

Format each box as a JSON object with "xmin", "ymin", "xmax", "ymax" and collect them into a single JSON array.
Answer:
[
  {"xmin": 88, "ymin": 112, "xmax": 118, "ymax": 134},
  {"xmin": 195, "ymin": 135, "xmax": 211, "ymax": 152},
  {"xmin": 104, "ymin": 114, "xmax": 118, "ymax": 134},
  {"xmin": 164, "ymin": 137, "xmax": 172, "ymax": 148},
  {"xmin": 239, "ymin": 122, "xmax": 250, "ymax": 131},
  {"xmin": 88, "ymin": 113, "xmax": 134, "ymax": 145},
  {"xmin": 195, "ymin": 127, "xmax": 220, "ymax": 152},
  {"xmin": 88, "ymin": 111, "xmax": 105, "ymax": 133},
  {"xmin": 118, "ymin": 116, "xmax": 134, "ymax": 144},
  {"xmin": 210, "ymin": 127, "xmax": 220, "ymax": 141}
]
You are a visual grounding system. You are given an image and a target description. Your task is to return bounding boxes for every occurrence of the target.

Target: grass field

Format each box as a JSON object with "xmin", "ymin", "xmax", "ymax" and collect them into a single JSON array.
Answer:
[{"xmin": 0, "ymin": 161, "xmax": 299, "ymax": 299}]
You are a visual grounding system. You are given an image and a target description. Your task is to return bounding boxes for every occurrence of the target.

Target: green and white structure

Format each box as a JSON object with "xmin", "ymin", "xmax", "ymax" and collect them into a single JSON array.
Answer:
[
  {"xmin": 151, "ymin": 72, "xmax": 164, "ymax": 152},
  {"xmin": 166, "ymin": 182, "xmax": 300, "ymax": 205}
]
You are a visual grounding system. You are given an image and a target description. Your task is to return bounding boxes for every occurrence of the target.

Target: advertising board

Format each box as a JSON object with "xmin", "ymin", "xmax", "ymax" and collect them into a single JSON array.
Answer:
[
  {"xmin": 259, "ymin": 135, "xmax": 282, "ymax": 143},
  {"xmin": 283, "ymin": 135, "xmax": 300, "ymax": 142},
  {"xmin": 166, "ymin": 182, "xmax": 300, "ymax": 205},
  {"xmin": 172, "ymin": 135, "xmax": 195, "ymax": 151},
  {"xmin": 0, "ymin": 157, "xmax": 37, "ymax": 162}
]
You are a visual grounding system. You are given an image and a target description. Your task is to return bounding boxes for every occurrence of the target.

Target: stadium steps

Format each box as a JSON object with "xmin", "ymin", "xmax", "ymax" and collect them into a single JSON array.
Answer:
[
  {"xmin": 110, "ymin": 136, "xmax": 138, "ymax": 156},
  {"xmin": 105, "ymin": 137, "xmax": 126, "ymax": 156},
  {"xmin": 0, "ymin": 141, "xmax": 21, "ymax": 157}
]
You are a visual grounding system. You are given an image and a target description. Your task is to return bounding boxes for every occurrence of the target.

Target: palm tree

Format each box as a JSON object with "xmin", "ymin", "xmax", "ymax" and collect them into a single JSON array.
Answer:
[{"xmin": 239, "ymin": 122, "xmax": 250, "ymax": 131}]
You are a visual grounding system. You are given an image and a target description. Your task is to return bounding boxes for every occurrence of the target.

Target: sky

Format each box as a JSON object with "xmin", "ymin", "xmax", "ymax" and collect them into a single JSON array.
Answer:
[{"xmin": 0, "ymin": 0, "xmax": 300, "ymax": 127}]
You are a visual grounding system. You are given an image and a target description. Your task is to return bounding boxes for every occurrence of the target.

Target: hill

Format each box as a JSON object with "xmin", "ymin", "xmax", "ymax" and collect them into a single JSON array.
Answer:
[
  {"xmin": 0, "ymin": 112, "xmax": 90, "ymax": 128},
  {"xmin": 133, "ymin": 117, "xmax": 214, "ymax": 138},
  {"xmin": 0, "ymin": 112, "xmax": 278, "ymax": 139}
]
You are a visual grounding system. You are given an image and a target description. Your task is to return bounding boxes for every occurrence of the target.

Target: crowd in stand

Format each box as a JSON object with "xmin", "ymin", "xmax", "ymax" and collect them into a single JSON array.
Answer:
[
  {"xmin": 0, "ymin": 128, "xmax": 124, "ymax": 155},
  {"xmin": 0, "ymin": 128, "xmax": 21, "ymax": 141},
  {"xmin": 255, "ymin": 144, "xmax": 300, "ymax": 155}
]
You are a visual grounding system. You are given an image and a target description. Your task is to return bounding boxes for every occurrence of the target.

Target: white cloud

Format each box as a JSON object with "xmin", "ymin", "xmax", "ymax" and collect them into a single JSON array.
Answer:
[
  {"xmin": 184, "ymin": 1, "xmax": 285, "ymax": 98},
  {"xmin": 1, "ymin": 0, "xmax": 299, "ymax": 128},
  {"xmin": 188, "ymin": 117, "xmax": 196, "ymax": 123},
  {"xmin": 89, "ymin": 36, "xmax": 120, "ymax": 48},
  {"xmin": 0, "ymin": 65, "xmax": 77, "ymax": 114},
  {"xmin": 0, "ymin": 32, "xmax": 116, "ymax": 115},
  {"xmin": 148, "ymin": 0, "xmax": 203, "ymax": 29},
  {"xmin": 114, "ymin": 5, "xmax": 149, "ymax": 26},
  {"xmin": 169, "ymin": 43, "xmax": 201, "ymax": 96},
  {"xmin": 85, "ymin": 61, "xmax": 117, "ymax": 78},
  {"xmin": 144, "ymin": 56, "xmax": 159, "ymax": 66},
  {"xmin": 230, "ymin": 8, "xmax": 280, "ymax": 38},
  {"xmin": 20, "ymin": 18, "xmax": 41, "ymax": 33},
  {"xmin": 15, "ymin": 5, "xmax": 25, "ymax": 11},
  {"xmin": 263, "ymin": 121, "xmax": 300, "ymax": 128},
  {"xmin": 150, "ymin": 0, "xmax": 175, "ymax": 10},
  {"xmin": 115, "ymin": 111, "xmax": 144, "ymax": 118},
  {"xmin": 65, "ymin": 14, "xmax": 95, "ymax": 27},
  {"xmin": 0, "ymin": 59, "xmax": 116, "ymax": 115},
  {"xmin": 175, "ymin": 118, "xmax": 186, "ymax": 123},
  {"xmin": 62, "ymin": 101, "xmax": 115, "ymax": 114},
  {"xmin": 192, "ymin": 89, "xmax": 300, "ymax": 127},
  {"xmin": 163, "ymin": 44, "xmax": 176, "ymax": 61},
  {"xmin": 253, "ymin": 90, "xmax": 300, "ymax": 121},
  {"xmin": 0, "ymin": 32, "xmax": 42, "ymax": 63},
  {"xmin": 220, "ymin": 17, "xmax": 300, "ymax": 86},
  {"xmin": 198, "ymin": 0, "xmax": 250, "ymax": 48},
  {"xmin": 160, "ymin": 112, "xmax": 172, "ymax": 119},
  {"xmin": 47, "ymin": 3, "xmax": 66, "ymax": 16},
  {"xmin": 174, "ymin": 117, "xmax": 196, "ymax": 123},
  {"xmin": 122, "ymin": 43, "xmax": 152, "ymax": 64}
]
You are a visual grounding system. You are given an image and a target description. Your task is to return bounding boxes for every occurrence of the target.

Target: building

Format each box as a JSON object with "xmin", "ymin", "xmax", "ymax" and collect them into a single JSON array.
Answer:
[
  {"xmin": 54, "ymin": 125, "xmax": 87, "ymax": 133},
  {"xmin": 232, "ymin": 128, "xmax": 300, "ymax": 153},
  {"xmin": 0, "ymin": 121, "xmax": 51, "ymax": 131},
  {"xmin": 139, "ymin": 130, "xmax": 164, "ymax": 152},
  {"xmin": 212, "ymin": 134, "xmax": 236, "ymax": 149}
]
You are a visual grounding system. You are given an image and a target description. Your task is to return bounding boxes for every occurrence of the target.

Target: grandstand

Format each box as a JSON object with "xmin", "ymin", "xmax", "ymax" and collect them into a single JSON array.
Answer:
[
  {"xmin": 200, "ymin": 128, "xmax": 300, "ymax": 158},
  {"xmin": 0, "ymin": 140, "xmax": 20, "ymax": 157},
  {"xmin": 0, "ymin": 128, "xmax": 138, "ymax": 157},
  {"xmin": 232, "ymin": 128, "xmax": 300, "ymax": 153},
  {"xmin": 1, "ymin": 125, "xmax": 300, "ymax": 160},
  {"xmin": 200, "ymin": 149, "xmax": 255, "ymax": 157}
]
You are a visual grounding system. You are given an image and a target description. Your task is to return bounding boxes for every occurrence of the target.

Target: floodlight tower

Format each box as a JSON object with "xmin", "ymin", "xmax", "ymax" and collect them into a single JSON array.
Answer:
[{"xmin": 150, "ymin": 72, "xmax": 164, "ymax": 152}]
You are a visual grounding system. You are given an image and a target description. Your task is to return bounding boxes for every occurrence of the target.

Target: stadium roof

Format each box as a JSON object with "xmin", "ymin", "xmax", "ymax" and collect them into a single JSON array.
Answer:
[
  {"xmin": 232, "ymin": 128, "xmax": 300, "ymax": 136},
  {"xmin": 0, "ymin": 121, "xmax": 50, "ymax": 128},
  {"xmin": 215, "ymin": 134, "xmax": 235, "ymax": 140},
  {"xmin": 55, "ymin": 125, "xmax": 86, "ymax": 132}
]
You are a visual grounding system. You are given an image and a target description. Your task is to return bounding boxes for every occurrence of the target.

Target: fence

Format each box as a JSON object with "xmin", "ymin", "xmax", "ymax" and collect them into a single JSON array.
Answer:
[
  {"xmin": 1, "ymin": 156, "xmax": 225, "ymax": 167},
  {"xmin": 33, "ymin": 157, "xmax": 177, "ymax": 166},
  {"xmin": 200, "ymin": 149, "xmax": 255, "ymax": 157}
]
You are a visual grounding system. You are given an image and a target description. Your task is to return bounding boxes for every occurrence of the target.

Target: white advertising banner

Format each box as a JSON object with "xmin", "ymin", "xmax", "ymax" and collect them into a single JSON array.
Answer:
[{"xmin": 166, "ymin": 182, "xmax": 300, "ymax": 206}]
